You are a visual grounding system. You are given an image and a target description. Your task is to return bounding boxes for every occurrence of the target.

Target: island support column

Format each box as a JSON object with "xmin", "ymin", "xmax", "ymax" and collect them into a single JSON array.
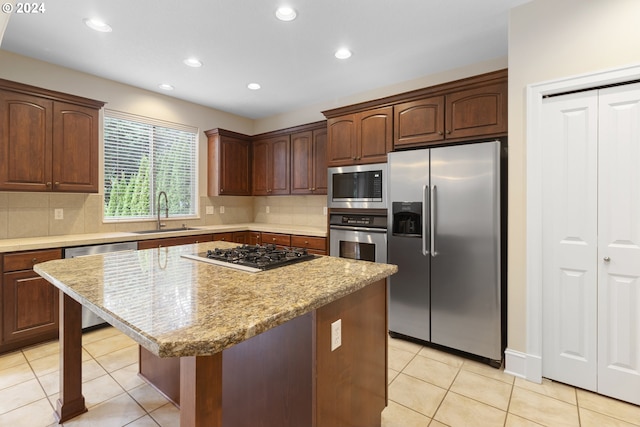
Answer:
[
  {"xmin": 180, "ymin": 353, "xmax": 223, "ymax": 427},
  {"xmin": 56, "ymin": 292, "xmax": 87, "ymax": 422}
]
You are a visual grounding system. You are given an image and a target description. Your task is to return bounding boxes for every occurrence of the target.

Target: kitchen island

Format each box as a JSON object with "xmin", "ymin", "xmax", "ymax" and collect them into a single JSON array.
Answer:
[{"xmin": 34, "ymin": 242, "xmax": 397, "ymax": 427}]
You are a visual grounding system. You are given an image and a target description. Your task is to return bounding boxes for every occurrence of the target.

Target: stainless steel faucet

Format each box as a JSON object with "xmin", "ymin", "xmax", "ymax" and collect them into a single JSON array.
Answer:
[{"xmin": 157, "ymin": 191, "xmax": 168, "ymax": 230}]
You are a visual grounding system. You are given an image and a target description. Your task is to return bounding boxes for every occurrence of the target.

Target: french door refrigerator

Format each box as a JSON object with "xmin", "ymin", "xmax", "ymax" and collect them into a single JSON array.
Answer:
[{"xmin": 388, "ymin": 140, "xmax": 504, "ymax": 365}]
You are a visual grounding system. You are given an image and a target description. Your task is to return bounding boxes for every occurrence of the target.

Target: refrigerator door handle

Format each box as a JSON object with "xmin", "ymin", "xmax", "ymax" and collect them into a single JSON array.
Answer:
[
  {"xmin": 431, "ymin": 184, "xmax": 437, "ymax": 257},
  {"xmin": 422, "ymin": 184, "xmax": 429, "ymax": 256}
]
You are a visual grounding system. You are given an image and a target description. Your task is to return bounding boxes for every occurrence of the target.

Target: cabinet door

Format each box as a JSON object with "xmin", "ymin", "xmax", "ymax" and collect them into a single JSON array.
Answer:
[
  {"xmin": 445, "ymin": 82, "xmax": 507, "ymax": 139},
  {"xmin": 0, "ymin": 91, "xmax": 53, "ymax": 191},
  {"xmin": 291, "ymin": 131, "xmax": 313, "ymax": 194},
  {"xmin": 218, "ymin": 136, "xmax": 251, "ymax": 196},
  {"xmin": 137, "ymin": 234, "xmax": 212, "ymax": 249},
  {"xmin": 233, "ymin": 231, "xmax": 249, "ymax": 244},
  {"xmin": 2, "ymin": 270, "xmax": 59, "ymax": 345},
  {"xmin": 327, "ymin": 115, "xmax": 357, "ymax": 167},
  {"xmin": 52, "ymin": 102, "xmax": 99, "ymax": 192},
  {"xmin": 394, "ymin": 96, "xmax": 445, "ymax": 148},
  {"xmin": 249, "ymin": 231, "xmax": 262, "ymax": 245},
  {"xmin": 312, "ymin": 128, "xmax": 328, "ymax": 194},
  {"xmin": 358, "ymin": 106, "xmax": 392, "ymax": 164},
  {"xmin": 213, "ymin": 232, "xmax": 234, "ymax": 242},
  {"xmin": 252, "ymin": 138, "xmax": 271, "ymax": 195},
  {"xmin": 270, "ymin": 136, "xmax": 290, "ymax": 195}
]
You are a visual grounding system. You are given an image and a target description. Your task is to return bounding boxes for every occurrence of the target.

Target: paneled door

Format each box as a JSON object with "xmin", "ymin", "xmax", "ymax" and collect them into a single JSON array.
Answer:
[
  {"xmin": 541, "ymin": 90, "xmax": 599, "ymax": 391},
  {"xmin": 596, "ymin": 83, "xmax": 640, "ymax": 404},
  {"xmin": 541, "ymin": 83, "xmax": 640, "ymax": 404}
]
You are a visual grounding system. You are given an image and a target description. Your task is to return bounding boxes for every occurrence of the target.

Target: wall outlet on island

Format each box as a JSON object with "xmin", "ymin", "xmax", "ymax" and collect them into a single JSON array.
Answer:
[
  {"xmin": 54, "ymin": 208, "xmax": 64, "ymax": 220},
  {"xmin": 206, "ymin": 206, "xmax": 214, "ymax": 215},
  {"xmin": 331, "ymin": 319, "xmax": 342, "ymax": 351}
]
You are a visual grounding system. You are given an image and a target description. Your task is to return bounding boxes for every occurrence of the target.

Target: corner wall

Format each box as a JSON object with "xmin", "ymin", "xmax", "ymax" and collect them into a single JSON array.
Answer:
[{"xmin": 507, "ymin": 0, "xmax": 640, "ymax": 359}]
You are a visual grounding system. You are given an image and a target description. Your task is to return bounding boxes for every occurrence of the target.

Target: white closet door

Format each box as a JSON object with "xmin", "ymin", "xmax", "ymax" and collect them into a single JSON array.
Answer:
[
  {"xmin": 541, "ymin": 90, "xmax": 598, "ymax": 390},
  {"xmin": 597, "ymin": 82, "xmax": 640, "ymax": 405}
]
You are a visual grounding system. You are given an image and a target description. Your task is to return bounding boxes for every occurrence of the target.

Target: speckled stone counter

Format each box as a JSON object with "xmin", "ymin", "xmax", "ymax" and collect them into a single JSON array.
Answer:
[{"xmin": 35, "ymin": 241, "xmax": 397, "ymax": 358}]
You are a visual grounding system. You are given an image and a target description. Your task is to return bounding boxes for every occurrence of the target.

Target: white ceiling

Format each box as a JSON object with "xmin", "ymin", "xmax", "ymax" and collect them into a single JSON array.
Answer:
[{"xmin": 1, "ymin": 0, "xmax": 529, "ymax": 119}]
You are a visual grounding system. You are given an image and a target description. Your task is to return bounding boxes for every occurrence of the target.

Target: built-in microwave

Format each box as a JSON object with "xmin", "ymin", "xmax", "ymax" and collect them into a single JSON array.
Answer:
[{"xmin": 328, "ymin": 163, "xmax": 388, "ymax": 209}]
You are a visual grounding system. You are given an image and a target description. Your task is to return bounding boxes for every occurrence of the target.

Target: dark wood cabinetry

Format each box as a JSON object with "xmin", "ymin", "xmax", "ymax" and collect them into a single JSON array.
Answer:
[
  {"xmin": 252, "ymin": 135, "xmax": 290, "ymax": 195},
  {"xmin": 291, "ymin": 235, "xmax": 327, "ymax": 255},
  {"xmin": 291, "ymin": 128, "xmax": 327, "ymax": 194},
  {"xmin": 206, "ymin": 129, "xmax": 252, "ymax": 196},
  {"xmin": 394, "ymin": 81, "xmax": 507, "ymax": 148},
  {"xmin": 213, "ymin": 232, "xmax": 248, "ymax": 244},
  {"xmin": 1, "ymin": 249, "xmax": 62, "ymax": 353},
  {"xmin": 324, "ymin": 69, "xmax": 508, "ymax": 152},
  {"xmin": 0, "ymin": 79, "xmax": 103, "ymax": 193},
  {"xmin": 137, "ymin": 234, "xmax": 212, "ymax": 250},
  {"xmin": 327, "ymin": 106, "xmax": 392, "ymax": 166},
  {"xmin": 260, "ymin": 232, "xmax": 292, "ymax": 248}
]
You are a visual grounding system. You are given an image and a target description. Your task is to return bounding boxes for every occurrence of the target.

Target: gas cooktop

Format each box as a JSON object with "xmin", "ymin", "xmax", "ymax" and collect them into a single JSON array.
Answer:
[{"xmin": 181, "ymin": 244, "xmax": 316, "ymax": 273}]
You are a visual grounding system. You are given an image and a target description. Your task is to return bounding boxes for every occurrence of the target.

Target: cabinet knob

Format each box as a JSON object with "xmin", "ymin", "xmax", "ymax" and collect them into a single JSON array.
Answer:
[
  {"xmin": 32, "ymin": 257, "xmax": 37, "ymax": 263},
  {"xmin": 445, "ymin": 130, "xmax": 451, "ymax": 134},
  {"xmin": 272, "ymin": 238, "xmax": 276, "ymax": 241},
  {"xmin": 46, "ymin": 182, "xmax": 52, "ymax": 187},
  {"xmin": 604, "ymin": 256, "xmax": 611, "ymax": 262},
  {"xmin": 220, "ymin": 188, "xmax": 224, "ymax": 193},
  {"xmin": 437, "ymin": 131, "xmax": 443, "ymax": 135},
  {"xmin": 54, "ymin": 182, "xmax": 60, "ymax": 186}
]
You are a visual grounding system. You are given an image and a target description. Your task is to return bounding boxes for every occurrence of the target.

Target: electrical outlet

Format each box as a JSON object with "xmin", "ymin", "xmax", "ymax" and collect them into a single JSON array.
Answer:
[
  {"xmin": 266, "ymin": 206, "xmax": 270, "ymax": 214},
  {"xmin": 331, "ymin": 319, "xmax": 342, "ymax": 351},
  {"xmin": 206, "ymin": 206, "xmax": 214, "ymax": 215},
  {"xmin": 323, "ymin": 206, "xmax": 328, "ymax": 216},
  {"xmin": 54, "ymin": 208, "xmax": 64, "ymax": 220},
  {"xmin": 219, "ymin": 206, "xmax": 225, "ymax": 214}
]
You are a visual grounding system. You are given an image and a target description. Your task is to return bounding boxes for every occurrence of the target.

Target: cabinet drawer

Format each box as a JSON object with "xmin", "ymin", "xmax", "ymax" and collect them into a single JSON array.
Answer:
[
  {"xmin": 213, "ymin": 232, "xmax": 235, "ymax": 242},
  {"xmin": 261, "ymin": 233, "xmax": 291, "ymax": 247},
  {"xmin": 3, "ymin": 249, "xmax": 62, "ymax": 272},
  {"xmin": 137, "ymin": 234, "xmax": 213, "ymax": 250},
  {"xmin": 291, "ymin": 236, "xmax": 326, "ymax": 251}
]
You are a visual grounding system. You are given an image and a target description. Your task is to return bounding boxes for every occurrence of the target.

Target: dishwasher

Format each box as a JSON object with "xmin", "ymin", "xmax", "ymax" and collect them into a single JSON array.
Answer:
[{"xmin": 63, "ymin": 241, "xmax": 138, "ymax": 330}]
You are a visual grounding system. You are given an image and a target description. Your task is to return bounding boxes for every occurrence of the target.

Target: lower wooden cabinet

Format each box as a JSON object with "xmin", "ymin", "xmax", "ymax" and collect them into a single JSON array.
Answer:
[
  {"xmin": 291, "ymin": 235, "xmax": 327, "ymax": 255},
  {"xmin": 1, "ymin": 249, "xmax": 62, "ymax": 354},
  {"xmin": 261, "ymin": 232, "xmax": 291, "ymax": 248},
  {"xmin": 213, "ymin": 232, "xmax": 248, "ymax": 244},
  {"xmin": 137, "ymin": 234, "xmax": 213, "ymax": 250}
]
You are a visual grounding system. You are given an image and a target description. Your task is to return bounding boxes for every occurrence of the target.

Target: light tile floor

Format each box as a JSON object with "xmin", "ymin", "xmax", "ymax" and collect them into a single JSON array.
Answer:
[{"xmin": 0, "ymin": 327, "xmax": 638, "ymax": 426}]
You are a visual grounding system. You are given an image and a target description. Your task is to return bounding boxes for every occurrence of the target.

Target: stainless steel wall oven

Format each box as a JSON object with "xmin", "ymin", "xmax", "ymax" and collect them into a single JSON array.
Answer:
[{"xmin": 329, "ymin": 211, "xmax": 387, "ymax": 264}]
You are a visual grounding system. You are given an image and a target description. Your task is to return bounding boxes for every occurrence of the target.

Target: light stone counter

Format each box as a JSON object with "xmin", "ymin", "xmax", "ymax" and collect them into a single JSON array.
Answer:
[
  {"xmin": 0, "ymin": 223, "xmax": 326, "ymax": 252},
  {"xmin": 35, "ymin": 241, "xmax": 396, "ymax": 358}
]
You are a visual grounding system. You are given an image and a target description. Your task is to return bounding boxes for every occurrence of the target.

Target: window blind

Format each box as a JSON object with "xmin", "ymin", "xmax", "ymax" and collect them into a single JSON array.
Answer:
[{"xmin": 103, "ymin": 111, "xmax": 198, "ymax": 220}]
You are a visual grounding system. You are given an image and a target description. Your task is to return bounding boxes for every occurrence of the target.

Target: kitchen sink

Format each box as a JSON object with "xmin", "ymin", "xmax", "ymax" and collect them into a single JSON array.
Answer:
[{"xmin": 132, "ymin": 227, "xmax": 200, "ymax": 234}]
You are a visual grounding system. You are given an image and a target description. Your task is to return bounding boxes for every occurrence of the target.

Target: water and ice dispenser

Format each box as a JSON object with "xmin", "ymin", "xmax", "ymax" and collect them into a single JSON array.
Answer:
[{"xmin": 392, "ymin": 202, "xmax": 422, "ymax": 237}]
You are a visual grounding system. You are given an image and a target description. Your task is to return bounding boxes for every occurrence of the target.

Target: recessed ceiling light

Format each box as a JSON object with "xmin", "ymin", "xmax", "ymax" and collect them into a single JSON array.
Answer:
[
  {"xmin": 247, "ymin": 83, "xmax": 261, "ymax": 90},
  {"xmin": 83, "ymin": 18, "xmax": 112, "ymax": 33},
  {"xmin": 183, "ymin": 58, "xmax": 203, "ymax": 68},
  {"xmin": 335, "ymin": 48, "xmax": 352, "ymax": 59},
  {"xmin": 275, "ymin": 6, "xmax": 297, "ymax": 21},
  {"xmin": 158, "ymin": 83, "xmax": 174, "ymax": 91}
]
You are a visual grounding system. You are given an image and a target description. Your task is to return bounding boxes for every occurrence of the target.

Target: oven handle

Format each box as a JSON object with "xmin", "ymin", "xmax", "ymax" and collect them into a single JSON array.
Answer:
[{"xmin": 329, "ymin": 225, "xmax": 388, "ymax": 233}]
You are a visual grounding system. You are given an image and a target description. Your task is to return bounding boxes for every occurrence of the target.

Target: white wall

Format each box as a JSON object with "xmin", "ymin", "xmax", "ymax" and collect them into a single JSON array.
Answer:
[{"xmin": 508, "ymin": 0, "xmax": 640, "ymax": 353}]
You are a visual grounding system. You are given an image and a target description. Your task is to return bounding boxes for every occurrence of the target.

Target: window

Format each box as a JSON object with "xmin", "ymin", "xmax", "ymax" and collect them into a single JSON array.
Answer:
[{"xmin": 103, "ymin": 111, "xmax": 198, "ymax": 221}]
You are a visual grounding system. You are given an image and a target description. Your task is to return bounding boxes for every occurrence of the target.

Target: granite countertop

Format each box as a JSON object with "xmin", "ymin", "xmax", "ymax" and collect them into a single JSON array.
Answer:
[
  {"xmin": 0, "ymin": 223, "xmax": 327, "ymax": 253},
  {"xmin": 35, "ymin": 241, "xmax": 397, "ymax": 358}
]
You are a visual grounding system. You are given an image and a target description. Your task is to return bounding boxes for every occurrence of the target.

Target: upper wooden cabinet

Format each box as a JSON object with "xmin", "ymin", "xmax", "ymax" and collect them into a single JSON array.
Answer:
[
  {"xmin": 291, "ymin": 128, "xmax": 327, "ymax": 195},
  {"xmin": 324, "ymin": 69, "xmax": 508, "ymax": 152},
  {"xmin": 206, "ymin": 128, "xmax": 252, "ymax": 196},
  {"xmin": 252, "ymin": 135, "xmax": 290, "ymax": 196},
  {"xmin": 394, "ymin": 82, "xmax": 507, "ymax": 148},
  {"xmin": 327, "ymin": 106, "xmax": 392, "ymax": 167},
  {"xmin": 0, "ymin": 79, "xmax": 103, "ymax": 192}
]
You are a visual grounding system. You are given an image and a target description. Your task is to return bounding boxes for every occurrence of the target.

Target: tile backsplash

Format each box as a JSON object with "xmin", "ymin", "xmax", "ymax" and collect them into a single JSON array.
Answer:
[{"xmin": 0, "ymin": 192, "xmax": 327, "ymax": 239}]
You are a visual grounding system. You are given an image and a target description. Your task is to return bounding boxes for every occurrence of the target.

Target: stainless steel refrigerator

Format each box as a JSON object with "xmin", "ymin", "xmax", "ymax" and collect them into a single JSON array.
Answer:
[{"xmin": 387, "ymin": 140, "xmax": 504, "ymax": 365}]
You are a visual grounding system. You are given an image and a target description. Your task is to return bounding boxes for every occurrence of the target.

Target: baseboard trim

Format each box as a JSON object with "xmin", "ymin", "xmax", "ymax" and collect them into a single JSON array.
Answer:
[{"xmin": 504, "ymin": 348, "xmax": 542, "ymax": 383}]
